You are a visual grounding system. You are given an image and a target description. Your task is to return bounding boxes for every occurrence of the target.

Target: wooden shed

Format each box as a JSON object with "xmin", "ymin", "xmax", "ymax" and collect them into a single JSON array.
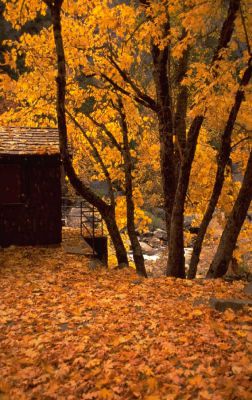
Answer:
[{"xmin": 0, "ymin": 127, "xmax": 62, "ymax": 247}]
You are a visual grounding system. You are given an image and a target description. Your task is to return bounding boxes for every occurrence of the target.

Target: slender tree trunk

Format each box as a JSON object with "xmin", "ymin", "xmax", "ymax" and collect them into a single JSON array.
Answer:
[
  {"xmin": 47, "ymin": 0, "xmax": 128, "ymax": 267},
  {"xmin": 103, "ymin": 207, "xmax": 129, "ymax": 267},
  {"xmin": 167, "ymin": 117, "xmax": 204, "ymax": 278},
  {"xmin": 151, "ymin": 36, "xmax": 175, "ymax": 240},
  {"xmin": 174, "ymin": 30, "xmax": 190, "ymax": 181},
  {"xmin": 125, "ymin": 173, "xmax": 147, "ymax": 276},
  {"xmin": 188, "ymin": 59, "xmax": 252, "ymax": 278},
  {"xmin": 174, "ymin": 83, "xmax": 188, "ymax": 181},
  {"xmin": 206, "ymin": 150, "xmax": 252, "ymax": 278},
  {"xmin": 118, "ymin": 98, "xmax": 147, "ymax": 277},
  {"xmin": 167, "ymin": 0, "xmax": 241, "ymax": 278}
]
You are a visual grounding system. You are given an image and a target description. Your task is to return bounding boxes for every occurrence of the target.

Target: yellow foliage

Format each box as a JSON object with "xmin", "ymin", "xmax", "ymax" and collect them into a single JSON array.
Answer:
[{"xmin": 1, "ymin": 0, "xmax": 251, "ymax": 255}]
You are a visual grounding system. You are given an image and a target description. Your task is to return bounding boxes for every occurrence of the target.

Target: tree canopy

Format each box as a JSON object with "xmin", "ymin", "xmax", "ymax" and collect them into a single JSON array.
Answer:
[{"xmin": 1, "ymin": 0, "xmax": 251, "ymax": 278}]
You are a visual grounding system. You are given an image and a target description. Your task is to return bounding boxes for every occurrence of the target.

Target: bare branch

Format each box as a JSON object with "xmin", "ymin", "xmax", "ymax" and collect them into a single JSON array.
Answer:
[
  {"xmin": 231, "ymin": 136, "xmax": 250, "ymax": 150},
  {"xmin": 124, "ymin": 17, "xmax": 146, "ymax": 44},
  {"xmin": 212, "ymin": 0, "xmax": 241, "ymax": 64},
  {"xmin": 234, "ymin": 121, "xmax": 252, "ymax": 134},
  {"xmin": 86, "ymin": 113, "xmax": 122, "ymax": 153},
  {"xmin": 101, "ymin": 73, "xmax": 157, "ymax": 111},
  {"xmin": 65, "ymin": 108, "xmax": 115, "ymax": 206},
  {"xmin": 107, "ymin": 54, "xmax": 157, "ymax": 110},
  {"xmin": 239, "ymin": 3, "xmax": 251, "ymax": 55}
]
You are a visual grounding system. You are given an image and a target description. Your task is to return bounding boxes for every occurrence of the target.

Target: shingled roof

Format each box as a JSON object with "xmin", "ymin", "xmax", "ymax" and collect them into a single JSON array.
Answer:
[{"xmin": 0, "ymin": 127, "xmax": 60, "ymax": 155}]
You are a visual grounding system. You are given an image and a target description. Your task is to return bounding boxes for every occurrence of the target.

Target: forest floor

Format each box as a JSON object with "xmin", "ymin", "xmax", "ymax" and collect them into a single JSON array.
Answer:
[{"xmin": 0, "ymin": 233, "xmax": 251, "ymax": 400}]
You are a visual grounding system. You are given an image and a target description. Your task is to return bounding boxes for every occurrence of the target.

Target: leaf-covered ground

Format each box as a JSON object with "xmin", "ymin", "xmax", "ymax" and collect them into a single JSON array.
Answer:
[{"xmin": 0, "ymin": 243, "xmax": 251, "ymax": 400}]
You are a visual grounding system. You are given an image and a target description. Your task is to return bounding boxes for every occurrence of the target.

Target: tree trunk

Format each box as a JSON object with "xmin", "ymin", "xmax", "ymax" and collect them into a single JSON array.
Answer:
[
  {"xmin": 103, "ymin": 207, "xmax": 129, "ymax": 267},
  {"xmin": 188, "ymin": 59, "xmax": 252, "ymax": 278},
  {"xmin": 47, "ymin": 0, "xmax": 128, "ymax": 267},
  {"xmin": 167, "ymin": 116, "xmax": 204, "ymax": 278},
  {"xmin": 125, "ymin": 190, "xmax": 147, "ymax": 276},
  {"xmin": 167, "ymin": 0, "xmax": 241, "ymax": 278},
  {"xmin": 174, "ymin": 30, "xmax": 190, "ymax": 181},
  {"xmin": 151, "ymin": 36, "xmax": 175, "ymax": 240},
  {"xmin": 206, "ymin": 150, "xmax": 252, "ymax": 278},
  {"xmin": 174, "ymin": 84, "xmax": 188, "ymax": 181},
  {"xmin": 118, "ymin": 98, "xmax": 147, "ymax": 277}
]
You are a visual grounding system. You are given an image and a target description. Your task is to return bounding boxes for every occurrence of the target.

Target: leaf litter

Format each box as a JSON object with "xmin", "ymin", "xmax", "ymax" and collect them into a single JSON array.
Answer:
[{"xmin": 0, "ymin": 243, "xmax": 251, "ymax": 400}]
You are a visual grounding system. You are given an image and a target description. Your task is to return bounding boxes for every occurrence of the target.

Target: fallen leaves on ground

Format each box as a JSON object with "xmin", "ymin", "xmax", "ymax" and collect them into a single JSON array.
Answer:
[{"xmin": 0, "ymin": 244, "xmax": 251, "ymax": 400}]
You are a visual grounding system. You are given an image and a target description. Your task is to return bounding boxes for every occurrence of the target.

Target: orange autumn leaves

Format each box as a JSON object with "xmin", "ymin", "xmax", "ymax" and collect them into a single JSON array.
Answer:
[
  {"xmin": 0, "ymin": 243, "xmax": 251, "ymax": 399},
  {"xmin": 1, "ymin": 0, "xmax": 252, "ymax": 252}
]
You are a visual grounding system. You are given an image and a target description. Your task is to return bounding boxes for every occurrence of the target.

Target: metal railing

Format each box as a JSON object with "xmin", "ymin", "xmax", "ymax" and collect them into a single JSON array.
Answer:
[
  {"xmin": 80, "ymin": 201, "xmax": 104, "ymax": 238},
  {"xmin": 61, "ymin": 196, "xmax": 104, "ymax": 251}
]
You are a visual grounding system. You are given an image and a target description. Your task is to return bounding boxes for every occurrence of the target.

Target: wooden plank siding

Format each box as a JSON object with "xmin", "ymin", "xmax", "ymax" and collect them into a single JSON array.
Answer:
[{"xmin": 0, "ymin": 127, "xmax": 62, "ymax": 247}]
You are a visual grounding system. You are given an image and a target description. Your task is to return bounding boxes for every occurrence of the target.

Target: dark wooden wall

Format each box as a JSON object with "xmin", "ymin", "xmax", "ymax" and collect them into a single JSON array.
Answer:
[{"xmin": 0, "ymin": 154, "xmax": 62, "ymax": 247}]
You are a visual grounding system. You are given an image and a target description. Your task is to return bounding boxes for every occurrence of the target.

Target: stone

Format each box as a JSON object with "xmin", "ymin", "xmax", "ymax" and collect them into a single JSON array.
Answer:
[
  {"xmin": 131, "ymin": 279, "xmax": 143, "ymax": 285},
  {"xmin": 184, "ymin": 215, "xmax": 194, "ymax": 230},
  {"xmin": 149, "ymin": 207, "xmax": 166, "ymax": 219},
  {"xmin": 148, "ymin": 236, "xmax": 161, "ymax": 248},
  {"xmin": 63, "ymin": 245, "xmax": 87, "ymax": 255},
  {"xmin": 153, "ymin": 229, "xmax": 167, "ymax": 241},
  {"xmin": 193, "ymin": 298, "xmax": 207, "ymax": 306},
  {"xmin": 66, "ymin": 207, "xmax": 81, "ymax": 227},
  {"xmin": 209, "ymin": 297, "xmax": 252, "ymax": 312},
  {"xmin": 244, "ymin": 282, "xmax": 252, "ymax": 296},
  {"xmin": 142, "ymin": 231, "xmax": 154, "ymax": 238},
  {"xmin": 89, "ymin": 259, "xmax": 105, "ymax": 269},
  {"xmin": 139, "ymin": 241, "xmax": 157, "ymax": 255}
]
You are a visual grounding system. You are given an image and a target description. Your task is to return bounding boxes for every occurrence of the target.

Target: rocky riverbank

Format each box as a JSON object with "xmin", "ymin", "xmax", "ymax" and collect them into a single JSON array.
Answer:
[{"xmin": 127, "ymin": 228, "xmax": 195, "ymax": 277}]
